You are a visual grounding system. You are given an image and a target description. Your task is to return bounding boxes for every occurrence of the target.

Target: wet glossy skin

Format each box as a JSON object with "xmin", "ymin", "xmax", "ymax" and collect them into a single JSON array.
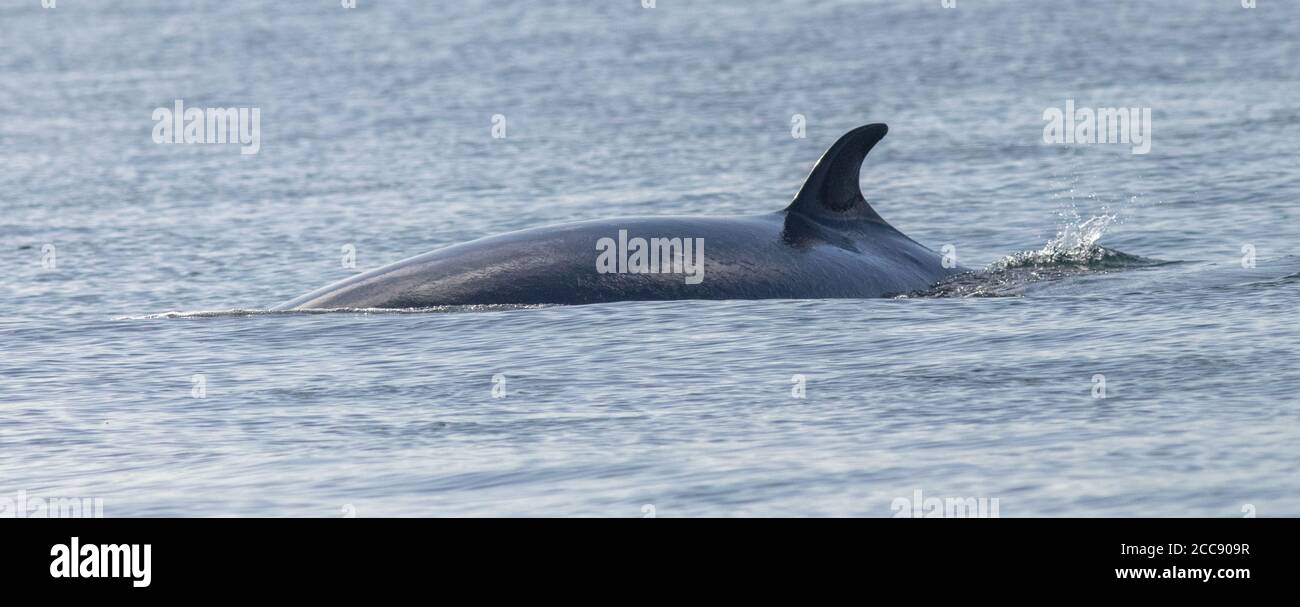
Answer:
[
  {"xmin": 276, "ymin": 123, "xmax": 966, "ymax": 309},
  {"xmin": 274, "ymin": 210, "xmax": 959, "ymax": 309}
]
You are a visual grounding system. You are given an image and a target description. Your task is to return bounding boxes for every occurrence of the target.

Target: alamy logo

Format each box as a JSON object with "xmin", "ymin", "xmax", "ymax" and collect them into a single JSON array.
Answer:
[
  {"xmin": 152, "ymin": 99, "xmax": 261, "ymax": 155},
  {"xmin": 891, "ymin": 489, "xmax": 1000, "ymax": 518},
  {"xmin": 50, "ymin": 537, "xmax": 151, "ymax": 588},
  {"xmin": 1043, "ymin": 99, "xmax": 1151, "ymax": 155},
  {"xmin": 596, "ymin": 230, "xmax": 705, "ymax": 285},
  {"xmin": 0, "ymin": 490, "xmax": 103, "ymax": 518}
]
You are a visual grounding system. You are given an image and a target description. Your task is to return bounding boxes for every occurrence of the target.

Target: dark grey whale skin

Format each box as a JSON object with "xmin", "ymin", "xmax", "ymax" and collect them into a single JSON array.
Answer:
[{"xmin": 274, "ymin": 124, "xmax": 964, "ymax": 309}]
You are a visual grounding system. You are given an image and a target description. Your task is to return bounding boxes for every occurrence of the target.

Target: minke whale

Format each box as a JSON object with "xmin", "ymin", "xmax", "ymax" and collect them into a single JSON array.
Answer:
[{"xmin": 275, "ymin": 123, "xmax": 964, "ymax": 309}]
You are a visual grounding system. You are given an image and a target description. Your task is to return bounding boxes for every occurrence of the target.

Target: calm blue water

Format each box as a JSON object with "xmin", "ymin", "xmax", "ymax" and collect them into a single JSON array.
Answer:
[{"xmin": 2, "ymin": 0, "xmax": 1298, "ymax": 516}]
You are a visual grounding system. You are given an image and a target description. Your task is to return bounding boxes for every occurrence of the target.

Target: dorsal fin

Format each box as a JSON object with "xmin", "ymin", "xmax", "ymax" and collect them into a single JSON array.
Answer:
[{"xmin": 785, "ymin": 123, "xmax": 889, "ymax": 223}]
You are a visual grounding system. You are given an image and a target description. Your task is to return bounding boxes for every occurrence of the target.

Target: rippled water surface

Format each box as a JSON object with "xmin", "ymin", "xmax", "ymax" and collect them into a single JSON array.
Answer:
[{"xmin": 2, "ymin": 0, "xmax": 1298, "ymax": 516}]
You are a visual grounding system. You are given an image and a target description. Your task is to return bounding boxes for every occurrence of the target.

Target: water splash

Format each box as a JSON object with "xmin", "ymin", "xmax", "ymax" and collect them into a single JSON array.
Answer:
[
  {"xmin": 916, "ymin": 205, "xmax": 1163, "ymax": 298},
  {"xmin": 991, "ymin": 212, "xmax": 1121, "ymax": 271}
]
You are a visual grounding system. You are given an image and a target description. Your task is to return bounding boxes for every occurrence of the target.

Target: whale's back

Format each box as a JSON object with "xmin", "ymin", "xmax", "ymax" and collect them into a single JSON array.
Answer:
[{"xmin": 276, "ymin": 123, "xmax": 960, "ymax": 309}]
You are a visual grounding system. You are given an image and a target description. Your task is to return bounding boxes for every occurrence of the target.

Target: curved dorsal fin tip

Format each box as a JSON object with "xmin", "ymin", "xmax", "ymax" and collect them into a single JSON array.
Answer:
[{"xmin": 785, "ymin": 123, "xmax": 889, "ymax": 222}]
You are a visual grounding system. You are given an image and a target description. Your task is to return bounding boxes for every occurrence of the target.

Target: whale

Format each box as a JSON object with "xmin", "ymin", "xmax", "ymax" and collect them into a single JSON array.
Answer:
[{"xmin": 274, "ymin": 123, "xmax": 964, "ymax": 309}]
